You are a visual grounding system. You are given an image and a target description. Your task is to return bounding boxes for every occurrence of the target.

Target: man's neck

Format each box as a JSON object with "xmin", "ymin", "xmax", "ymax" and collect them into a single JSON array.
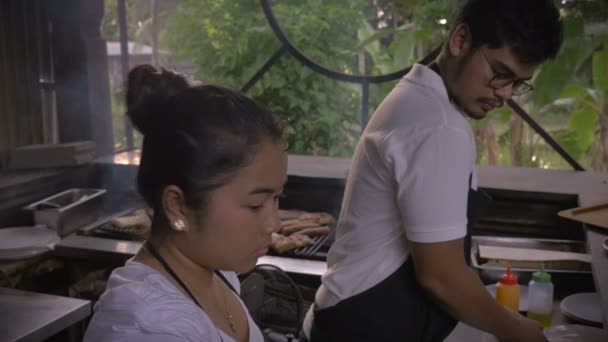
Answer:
[{"xmin": 429, "ymin": 57, "xmax": 468, "ymax": 115}]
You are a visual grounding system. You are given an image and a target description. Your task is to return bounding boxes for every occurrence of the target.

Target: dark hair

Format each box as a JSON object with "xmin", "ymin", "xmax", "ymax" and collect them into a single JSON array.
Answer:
[
  {"xmin": 126, "ymin": 65, "xmax": 284, "ymax": 225},
  {"xmin": 452, "ymin": 0, "xmax": 563, "ymax": 64}
]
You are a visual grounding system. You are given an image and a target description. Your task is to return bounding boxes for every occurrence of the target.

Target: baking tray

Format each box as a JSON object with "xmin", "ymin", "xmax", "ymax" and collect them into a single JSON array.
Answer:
[
  {"xmin": 471, "ymin": 236, "xmax": 591, "ymax": 275},
  {"xmin": 24, "ymin": 188, "xmax": 106, "ymax": 236}
]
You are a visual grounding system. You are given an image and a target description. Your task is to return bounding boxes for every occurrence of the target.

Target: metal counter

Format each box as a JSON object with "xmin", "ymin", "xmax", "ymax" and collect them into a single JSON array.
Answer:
[
  {"xmin": 0, "ymin": 287, "xmax": 91, "ymax": 342},
  {"xmin": 56, "ymin": 234, "xmax": 327, "ymax": 276}
]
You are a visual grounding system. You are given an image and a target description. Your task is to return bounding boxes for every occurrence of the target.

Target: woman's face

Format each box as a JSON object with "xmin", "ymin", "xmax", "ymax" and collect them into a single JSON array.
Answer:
[{"xmin": 180, "ymin": 139, "xmax": 287, "ymax": 273}]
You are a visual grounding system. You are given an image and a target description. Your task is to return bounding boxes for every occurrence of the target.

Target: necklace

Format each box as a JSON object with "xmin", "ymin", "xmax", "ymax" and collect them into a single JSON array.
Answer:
[
  {"xmin": 221, "ymin": 283, "xmax": 237, "ymax": 333},
  {"xmin": 143, "ymin": 242, "xmax": 238, "ymax": 335}
]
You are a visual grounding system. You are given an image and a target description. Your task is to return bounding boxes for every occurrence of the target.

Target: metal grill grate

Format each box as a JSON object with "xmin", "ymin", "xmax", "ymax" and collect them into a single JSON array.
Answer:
[
  {"xmin": 292, "ymin": 233, "xmax": 331, "ymax": 257},
  {"xmin": 281, "ymin": 226, "xmax": 335, "ymax": 260}
]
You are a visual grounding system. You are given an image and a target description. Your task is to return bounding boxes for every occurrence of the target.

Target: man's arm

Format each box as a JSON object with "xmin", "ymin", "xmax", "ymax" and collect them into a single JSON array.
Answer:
[{"xmin": 411, "ymin": 238, "xmax": 547, "ymax": 342}]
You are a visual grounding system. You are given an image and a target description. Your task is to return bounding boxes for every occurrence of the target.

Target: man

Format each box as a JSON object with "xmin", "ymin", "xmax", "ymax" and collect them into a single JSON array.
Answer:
[{"xmin": 302, "ymin": 1, "xmax": 563, "ymax": 341}]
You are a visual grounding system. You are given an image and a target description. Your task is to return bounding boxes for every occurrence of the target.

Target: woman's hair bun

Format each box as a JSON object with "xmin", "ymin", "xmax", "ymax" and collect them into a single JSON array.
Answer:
[{"xmin": 125, "ymin": 64, "xmax": 190, "ymax": 135}]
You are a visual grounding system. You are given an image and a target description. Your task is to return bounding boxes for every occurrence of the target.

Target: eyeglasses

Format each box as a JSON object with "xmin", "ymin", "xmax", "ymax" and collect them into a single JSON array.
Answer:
[{"xmin": 479, "ymin": 49, "xmax": 534, "ymax": 96}]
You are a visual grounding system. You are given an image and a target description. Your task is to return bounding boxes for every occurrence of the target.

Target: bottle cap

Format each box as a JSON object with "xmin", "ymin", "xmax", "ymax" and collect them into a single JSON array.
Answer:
[
  {"xmin": 532, "ymin": 264, "xmax": 552, "ymax": 283},
  {"xmin": 499, "ymin": 265, "xmax": 519, "ymax": 285}
]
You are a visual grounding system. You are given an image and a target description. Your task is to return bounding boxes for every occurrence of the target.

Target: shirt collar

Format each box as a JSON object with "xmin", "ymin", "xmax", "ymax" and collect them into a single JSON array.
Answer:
[{"xmin": 404, "ymin": 63, "xmax": 449, "ymax": 101}]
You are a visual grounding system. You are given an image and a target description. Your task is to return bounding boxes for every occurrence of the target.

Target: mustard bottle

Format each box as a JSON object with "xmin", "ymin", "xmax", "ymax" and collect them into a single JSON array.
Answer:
[{"xmin": 495, "ymin": 265, "xmax": 520, "ymax": 311}]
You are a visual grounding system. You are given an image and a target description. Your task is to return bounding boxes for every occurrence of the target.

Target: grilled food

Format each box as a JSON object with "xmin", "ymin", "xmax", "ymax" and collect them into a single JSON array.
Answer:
[
  {"xmin": 271, "ymin": 210, "xmax": 335, "ymax": 253},
  {"xmin": 298, "ymin": 212, "xmax": 335, "ymax": 225},
  {"xmin": 110, "ymin": 208, "xmax": 151, "ymax": 236},
  {"xmin": 279, "ymin": 211, "xmax": 335, "ymax": 236},
  {"xmin": 281, "ymin": 222, "xmax": 322, "ymax": 235},
  {"xmin": 296, "ymin": 226, "xmax": 330, "ymax": 237},
  {"xmin": 271, "ymin": 232, "xmax": 315, "ymax": 253}
]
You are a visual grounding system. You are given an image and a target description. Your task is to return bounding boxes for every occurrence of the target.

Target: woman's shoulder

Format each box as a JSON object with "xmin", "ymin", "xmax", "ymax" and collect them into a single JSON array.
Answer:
[
  {"xmin": 85, "ymin": 261, "xmax": 220, "ymax": 341},
  {"xmin": 100, "ymin": 260, "xmax": 184, "ymax": 302}
]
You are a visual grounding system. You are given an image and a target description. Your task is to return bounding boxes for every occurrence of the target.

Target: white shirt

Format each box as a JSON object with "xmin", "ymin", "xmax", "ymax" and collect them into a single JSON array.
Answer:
[
  {"xmin": 84, "ymin": 260, "xmax": 264, "ymax": 342},
  {"xmin": 303, "ymin": 63, "xmax": 477, "ymax": 337}
]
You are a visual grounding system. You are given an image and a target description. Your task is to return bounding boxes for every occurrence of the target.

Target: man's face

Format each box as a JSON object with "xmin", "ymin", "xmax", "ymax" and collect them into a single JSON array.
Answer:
[{"xmin": 446, "ymin": 27, "xmax": 540, "ymax": 119}]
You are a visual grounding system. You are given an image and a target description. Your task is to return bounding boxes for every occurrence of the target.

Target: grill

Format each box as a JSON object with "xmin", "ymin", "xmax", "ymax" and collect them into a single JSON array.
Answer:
[
  {"xmin": 74, "ymin": 172, "xmax": 584, "ymax": 265},
  {"xmin": 273, "ymin": 177, "xmax": 585, "ymax": 261},
  {"xmin": 292, "ymin": 231, "xmax": 333, "ymax": 258},
  {"xmin": 85, "ymin": 221, "xmax": 142, "ymax": 240},
  {"xmin": 271, "ymin": 175, "xmax": 344, "ymax": 260}
]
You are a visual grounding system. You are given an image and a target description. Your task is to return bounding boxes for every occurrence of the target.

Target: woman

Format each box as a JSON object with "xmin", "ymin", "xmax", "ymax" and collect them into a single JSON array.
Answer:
[{"xmin": 85, "ymin": 65, "xmax": 287, "ymax": 342}]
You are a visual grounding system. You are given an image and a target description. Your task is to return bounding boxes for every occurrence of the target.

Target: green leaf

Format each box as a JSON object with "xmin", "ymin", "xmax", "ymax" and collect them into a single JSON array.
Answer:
[
  {"xmin": 551, "ymin": 128, "xmax": 584, "ymax": 160},
  {"xmin": 569, "ymin": 107, "xmax": 599, "ymax": 151},
  {"xmin": 563, "ymin": 16, "xmax": 585, "ymax": 38},
  {"xmin": 592, "ymin": 42, "xmax": 608, "ymax": 93},
  {"xmin": 560, "ymin": 83, "xmax": 588, "ymax": 100},
  {"xmin": 390, "ymin": 31, "xmax": 417, "ymax": 69},
  {"xmin": 531, "ymin": 42, "xmax": 593, "ymax": 109},
  {"xmin": 530, "ymin": 17, "xmax": 595, "ymax": 109},
  {"xmin": 354, "ymin": 21, "xmax": 416, "ymax": 52}
]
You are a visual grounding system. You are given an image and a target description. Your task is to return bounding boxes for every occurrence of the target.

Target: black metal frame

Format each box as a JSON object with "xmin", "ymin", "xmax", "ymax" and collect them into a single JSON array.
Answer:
[
  {"xmin": 507, "ymin": 99, "xmax": 584, "ymax": 170},
  {"xmin": 249, "ymin": 0, "xmax": 439, "ymax": 131},
  {"xmin": 114, "ymin": 0, "xmax": 584, "ymax": 171},
  {"xmin": 118, "ymin": 0, "xmax": 134, "ymax": 152}
]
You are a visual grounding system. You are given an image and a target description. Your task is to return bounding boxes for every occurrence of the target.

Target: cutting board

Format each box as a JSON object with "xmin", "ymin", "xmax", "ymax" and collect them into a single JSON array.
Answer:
[
  {"xmin": 479, "ymin": 245, "xmax": 592, "ymax": 263},
  {"xmin": 558, "ymin": 202, "xmax": 608, "ymax": 230}
]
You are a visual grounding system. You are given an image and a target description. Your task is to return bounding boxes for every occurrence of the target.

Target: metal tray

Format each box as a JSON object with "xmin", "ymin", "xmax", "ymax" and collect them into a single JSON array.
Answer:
[
  {"xmin": 471, "ymin": 235, "xmax": 591, "ymax": 274},
  {"xmin": 24, "ymin": 188, "xmax": 106, "ymax": 236},
  {"xmin": 77, "ymin": 206, "xmax": 147, "ymax": 241}
]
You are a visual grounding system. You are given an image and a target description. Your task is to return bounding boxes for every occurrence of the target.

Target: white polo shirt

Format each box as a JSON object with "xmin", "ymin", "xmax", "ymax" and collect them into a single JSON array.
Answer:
[{"xmin": 304, "ymin": 63, "xmax": 477, "ymax": 337}]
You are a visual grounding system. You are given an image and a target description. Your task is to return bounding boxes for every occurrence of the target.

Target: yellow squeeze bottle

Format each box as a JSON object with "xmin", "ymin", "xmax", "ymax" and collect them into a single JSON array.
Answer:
[
  {"xmin": 495, "ymin": 265, "xmax": 520, "ymax": 312},
  {"xmin": 527, "ymin": 265, "xmax": 553, "ymax": 327}
]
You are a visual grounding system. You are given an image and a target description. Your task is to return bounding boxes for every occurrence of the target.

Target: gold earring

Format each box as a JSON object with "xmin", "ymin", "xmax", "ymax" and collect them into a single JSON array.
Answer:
[{"xmin": 174, "ymin": 219, "xmax": 186, "ymax": 231}]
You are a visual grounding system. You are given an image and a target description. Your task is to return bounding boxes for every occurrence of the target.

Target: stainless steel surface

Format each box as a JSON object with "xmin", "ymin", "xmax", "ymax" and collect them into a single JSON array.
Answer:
[
  {"xmin": 77, "ymin": 207, "xmax": 139, "ymax": 234},
  {"xmin": 24, "ymin": 188, "xmax": 106, "ymax": 237},
  {"xmin": 56, "ymin": 234, "xmax": 327, "ymax": 276},
  {"xmin": 471, "ymin": 236, "xmax": 591, "ymax": 274},
  {"xmin": 56, "ymin": 234, "xmax": 141, "ymax": 260},
  {"xmin": 0, "ymin": 287, "xmax": 91, "ymax": 342},
  {"xmin": 257, "ymin": 255, "xmax": 326, "ymax": 276}
]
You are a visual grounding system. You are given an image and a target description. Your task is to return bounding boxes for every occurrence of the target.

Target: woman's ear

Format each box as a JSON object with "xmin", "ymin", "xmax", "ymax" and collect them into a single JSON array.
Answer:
[
  {"xmin": 162, "ymin": 185, "xmax": 190, "ymax": 232},
  {"xmin": 448, "ymin": 23, "xmax": 472, "ymax": 57}
]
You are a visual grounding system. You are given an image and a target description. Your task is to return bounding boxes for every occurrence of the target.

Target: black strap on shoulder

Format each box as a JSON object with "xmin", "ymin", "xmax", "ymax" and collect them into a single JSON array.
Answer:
[
  {"xmin": 214, "ymin": 269, "xmax": 238, "ymax": 295},
  {"xmin": 144, "ymin": 241, "xmax": 204, "ymax": 309},
  {"xmin": 145, "ymin": 241, "xmax": 238, "ymax": 301}
]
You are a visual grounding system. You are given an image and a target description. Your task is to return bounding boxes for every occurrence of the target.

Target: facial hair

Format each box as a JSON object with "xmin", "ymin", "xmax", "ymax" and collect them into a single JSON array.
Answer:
[{"xmin": 451, "ymin": 52, "xmax": 504, "ymax": 121}]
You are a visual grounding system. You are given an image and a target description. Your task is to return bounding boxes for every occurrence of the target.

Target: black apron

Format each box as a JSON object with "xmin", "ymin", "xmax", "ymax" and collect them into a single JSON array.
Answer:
[{"xmin": 306, "ymin": 175, "xmax": 492, "ymax": 342}]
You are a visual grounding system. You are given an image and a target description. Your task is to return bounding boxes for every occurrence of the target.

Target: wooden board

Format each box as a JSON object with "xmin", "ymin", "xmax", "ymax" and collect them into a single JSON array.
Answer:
[
  {"xmin": 558, "ymin": 202, "xmax": 608, "ymax": 230},
  {"xmin": 478, "ymin": 245, "xmax": 592, "ymax": 263}
]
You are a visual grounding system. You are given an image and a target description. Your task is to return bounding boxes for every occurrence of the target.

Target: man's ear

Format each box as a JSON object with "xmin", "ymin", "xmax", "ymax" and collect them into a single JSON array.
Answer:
[{"xmin": 448, "ymin": 23, "xmax": 472, "ymax": 57}]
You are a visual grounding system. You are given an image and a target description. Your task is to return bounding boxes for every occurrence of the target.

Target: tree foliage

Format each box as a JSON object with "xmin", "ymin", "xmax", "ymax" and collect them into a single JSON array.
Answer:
[
  {"xmin": 165, "ymin": 0, "xmax": 369, "ymax": 156},
  {"xmin": 104, "ymin": 0, "xmax": 608, "ymax": 169}
]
